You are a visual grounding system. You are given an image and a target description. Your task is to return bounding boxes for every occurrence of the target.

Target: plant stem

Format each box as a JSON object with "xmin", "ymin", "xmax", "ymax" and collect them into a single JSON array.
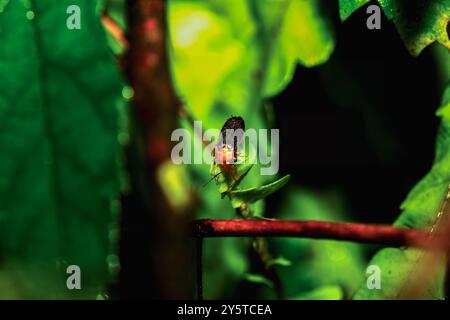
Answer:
[
  {"xmin": 196, "ymin": 237, "xmax": 203, "ymax": 300},
  {"xmin": 235, "ymin": 205, "xmax": 286, "ymax": 298},
  {"xmin": 125, "ymin": 0, "xmax": 194, "ymax": 298},
  {"xmin": 251, "ymin": 236, "xmax": 286, "ymax": 298},
  {"xmin": 194, "ymin": 219, "xmax": 448, "ymax": 250}
]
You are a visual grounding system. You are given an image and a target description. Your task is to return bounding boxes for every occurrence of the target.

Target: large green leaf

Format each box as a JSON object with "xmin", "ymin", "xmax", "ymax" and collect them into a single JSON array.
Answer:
[
  {"xmin": 389, "ymin": 0, "xmax": 450, "ymax": 56},
  {"xmin": 353, "ymin": 84, "xmax": 450, "ymax": 300},
  {"xmin": 258, "ymin": 0, "xmax": 335, "ymax": 97},
  {"xmin": 230, "ymin": 174, "xmax": 291, "ymax": 208},
  {"xmin": 168, "ymin": 0, "xmax": 247, "ymax": 121},
  {"xmin": 339, "ymin": 0, "xmax": 450, "ymax": 56},
  {"xmin": 0, "ymin": 0, "xmax": 124, "ymax": 298}
]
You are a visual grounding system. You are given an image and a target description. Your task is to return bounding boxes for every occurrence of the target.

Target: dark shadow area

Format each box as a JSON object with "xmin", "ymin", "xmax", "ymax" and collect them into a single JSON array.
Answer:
[{"xmin": 269, "ymin": 2, "xmax": 440, "ymax": 224}]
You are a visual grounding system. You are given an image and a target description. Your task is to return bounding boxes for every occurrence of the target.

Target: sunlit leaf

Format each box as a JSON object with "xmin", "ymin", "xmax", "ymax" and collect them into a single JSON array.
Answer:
[
  {"xmin": 169, "ymin": 0, "xmax": 335, "ymax": 113},
  {"xmin": 168, "ymin": 1, "xmax": 245, "ymax": 120},
  {"xmin": 338, "ymin": 0, "xmax": 370, "ymax": 21},
  {"xmin": 263, "ymin": 0, "xmax": 335, "ymax": 97},
  {"xmin": 157, "ymin": 161, "xmax": 191, "ymax": 213}
]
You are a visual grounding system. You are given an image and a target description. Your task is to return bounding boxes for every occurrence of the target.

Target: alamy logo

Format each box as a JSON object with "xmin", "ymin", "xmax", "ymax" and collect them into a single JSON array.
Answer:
[
  {"xmin": 66, "ymin": 265, "xmax": 81, "ymax": 290},
  {"xmin": 366, "ymin": 5, "xmax": 381, "ymax": 30},
  {"xmin": 366, "ymin": 265, "xmax": 381, "ymax": 290},
  {"xmin": 171, "ymin": 119, "xmax": 280, "ymax": 175},
  {"xmin": 66, "ymin": 5, "xmax": 81, "ymax": 30}
]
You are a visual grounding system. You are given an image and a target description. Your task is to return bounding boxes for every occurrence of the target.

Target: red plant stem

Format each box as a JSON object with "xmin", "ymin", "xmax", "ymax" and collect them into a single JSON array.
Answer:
[{"xmin": 194, "ymin": 219, "xmax": 448, "ymax": 250}]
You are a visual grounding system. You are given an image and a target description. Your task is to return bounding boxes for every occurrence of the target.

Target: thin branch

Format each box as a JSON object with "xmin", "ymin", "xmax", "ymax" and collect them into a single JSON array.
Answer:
[
  {"xmin": 124, "ymin": 0, "xmax": 194, "ymax": 298},
  {"xmin": 194, "ymin": 219, "xmax": 448, "ymax": 250}
]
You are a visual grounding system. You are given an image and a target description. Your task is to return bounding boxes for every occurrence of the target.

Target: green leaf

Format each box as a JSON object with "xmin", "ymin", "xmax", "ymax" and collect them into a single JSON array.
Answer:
[
  {"xmin": 353, "ymin": 248, "xmax": 446, "ymax": 300},
  {"xmin": 353, "ymin": 84, "xmax": 450, "ymax": 300},
  {"xmin": 376, "ymin": 0, "xmax": 394, "ymax": 19},
  {"xmin": 339, "ymin": 0, "xmax": 393, "ymax": 21},
  {"xmin": 339, "ymin": 0, "xmax": 450, "ymax": 56},
  {"xmin": 339, "ymin": 0, "xmax": 370, "ymax": 21},
  {"xmin": 0, "ymin": 0, "xmax": 124, "ymax": 298},
  {"xmin": 226, "ymin": 164, "xmax": 254, "ymax": 194},
  {"xmin": 210, "ymin": 160, "xmax": 252, "ymax": 196},
  {"xmin": 210, "ymin": 141, "xmax": 257, "ymax": 196},
  {"xmin": 230, "ymin": 174, "xmax": 290, "ymax": 208},
  {"xmin": 267, "ymin": 256, "xmax": 293, "ymax": 268},
  {"xmin": 244, "ymin": 273, "xmax": 274, "ymax": 288},
  {"xmin": 388, "ymin": 0, "xmax": 450, "ymax": 56},
  {"xmin": 261, "ymin": 0, "xmax": 335, "ymax": 97},
  {"xmin": 0, "ymin": 0, "xmax": 10, "ymax": 12},
  {"xmin": 437, "ymin": 84, "xmax": 450, "ymax": 118},
  {"xmin": 168, "ymin": 0, "xmax": 246, "ymax": 120},
  {"xmin": 169, "ymin": 0, "xmax": 335, "ymax": 116},
  {"xmin": 433, "ymin": 44, "xmax": 450, "ymax": 85},
  {"xmin": 290, "ymin": 285, "xmax": 344, "ymax": 300}
]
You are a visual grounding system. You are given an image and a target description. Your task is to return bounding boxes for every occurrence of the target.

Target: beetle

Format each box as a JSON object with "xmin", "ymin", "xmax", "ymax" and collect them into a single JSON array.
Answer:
[
  {"xmin": 214, "ymin": 116, "xmax": 245, "ymax": 167},
  {"xmin": 204, "ymin": 116, "xmax": 246, "ymax": 187}
]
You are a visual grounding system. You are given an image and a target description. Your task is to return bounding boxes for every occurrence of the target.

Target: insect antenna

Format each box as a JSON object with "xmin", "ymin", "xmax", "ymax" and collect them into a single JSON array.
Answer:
[{"xmin": 202, "ymin": 171, "xmax": 224, "ymax": 188}]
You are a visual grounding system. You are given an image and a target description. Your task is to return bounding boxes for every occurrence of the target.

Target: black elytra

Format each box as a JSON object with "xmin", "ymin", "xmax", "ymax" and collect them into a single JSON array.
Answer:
[
  {"xmin": 219, "ymin": 116, "xmax": 245, "ymax": 151},
  {"xmin": 204, "ymin": 116, "xmax": 246, "ymax": 187},
  {"xmin": 220, "ymin": 116, "xmax": 245, "ymax": 132}
]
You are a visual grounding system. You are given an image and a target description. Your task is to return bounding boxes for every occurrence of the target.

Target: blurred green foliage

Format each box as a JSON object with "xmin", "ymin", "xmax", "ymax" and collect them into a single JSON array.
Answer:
[
  {"xmin": 0, "ymin": 0, "xmax": 125, "ymax": 298},
  {"xmin": 169, "ymin": 0, "xmax": 335, "ymax": 127}
]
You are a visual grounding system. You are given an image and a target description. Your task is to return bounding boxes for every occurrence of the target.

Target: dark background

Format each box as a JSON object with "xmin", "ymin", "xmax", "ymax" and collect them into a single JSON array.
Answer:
[{"xmin": 270, "ymin": 3, "xmax": 440, "ymax": 224}]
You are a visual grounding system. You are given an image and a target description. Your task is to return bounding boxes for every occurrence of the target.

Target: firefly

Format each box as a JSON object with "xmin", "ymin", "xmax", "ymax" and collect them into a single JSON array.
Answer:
[
  {"xmin": 204, "ymin": 116, "xmax": 246, "ymax": 187},
  {"xmin": 215, "ymin": 116, "xmax": 245, "ymax": 166}
]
